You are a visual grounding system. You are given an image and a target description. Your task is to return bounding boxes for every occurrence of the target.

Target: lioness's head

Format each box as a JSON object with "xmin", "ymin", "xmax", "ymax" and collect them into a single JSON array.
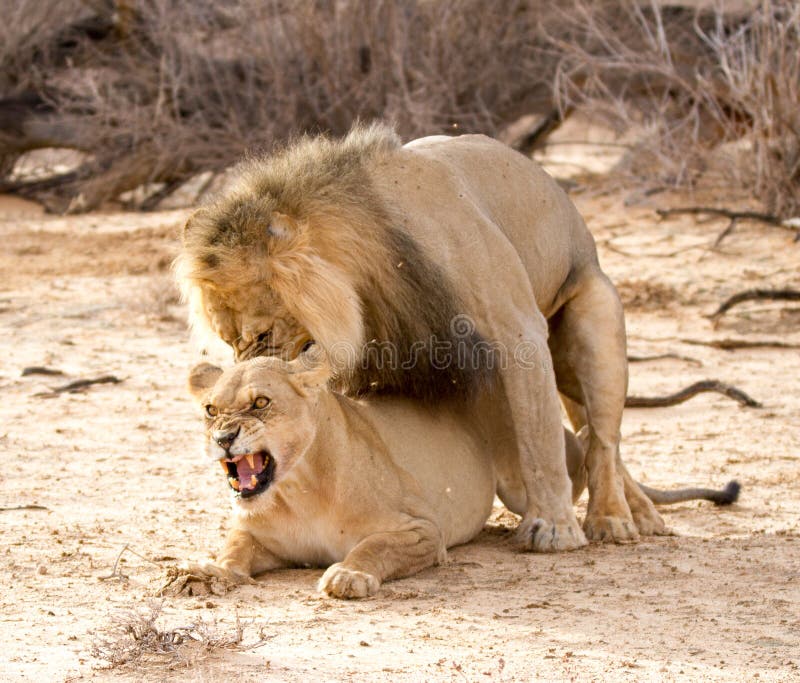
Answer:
[{"xmin": 187, "ymin": 352, "xmax": 330, "ymax": 503}]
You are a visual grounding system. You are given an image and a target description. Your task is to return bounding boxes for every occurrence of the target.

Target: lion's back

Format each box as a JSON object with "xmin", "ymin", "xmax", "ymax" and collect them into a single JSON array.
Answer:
[{"xmin": 378, "ymin": 133, "xmax": 600, "ymax": 316}]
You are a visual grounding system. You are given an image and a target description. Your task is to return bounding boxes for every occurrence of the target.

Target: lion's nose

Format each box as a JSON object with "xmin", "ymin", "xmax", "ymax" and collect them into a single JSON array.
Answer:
[{"xmin": 213, "ymin": 427, "xmax": 240, "ymax": 451}]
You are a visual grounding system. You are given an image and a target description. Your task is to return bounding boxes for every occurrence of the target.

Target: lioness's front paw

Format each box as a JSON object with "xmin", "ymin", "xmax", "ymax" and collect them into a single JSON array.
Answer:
[
  {"xmin": 517, "ymin": 517, "xmax": 588, "ymax": 553},
  {"xmin": 181, "ymin": 560, "xmax": 255, "ymax": 585},
  {"xmin": 318, "ymin": 563, "xmax": 380, "ymax": 599},
  {"xmin": 583, "ymin": 514, "xmax": 639, "ymax": 543}
]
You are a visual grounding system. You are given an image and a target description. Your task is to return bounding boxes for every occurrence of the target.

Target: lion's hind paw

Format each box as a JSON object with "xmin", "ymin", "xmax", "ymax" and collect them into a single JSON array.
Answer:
[{"xmin": 583, "ymin": 514, "xmax": 640, "ymax": 544}]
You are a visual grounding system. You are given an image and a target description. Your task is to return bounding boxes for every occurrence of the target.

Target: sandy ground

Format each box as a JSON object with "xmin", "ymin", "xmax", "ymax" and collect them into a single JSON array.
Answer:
[{"xmin": 0, "ymin": 178, "xmax": 798, "ymax": 683}]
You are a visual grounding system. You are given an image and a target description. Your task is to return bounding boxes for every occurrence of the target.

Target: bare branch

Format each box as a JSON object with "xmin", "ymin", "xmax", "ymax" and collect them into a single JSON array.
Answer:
[
  {"xmin": 710, "ymin": 288, "xmax": 800, "ymax": 319},
  {"xmin": 626, "ymin": 380, "xmax": 762, "ymax": 408},
  {"xmin": 681, "ymin": 337, "xmax": 800, "ymax": 351}
]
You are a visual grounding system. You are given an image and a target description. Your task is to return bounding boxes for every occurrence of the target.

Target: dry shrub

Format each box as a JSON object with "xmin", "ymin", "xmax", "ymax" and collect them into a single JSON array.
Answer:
[
  {"xmin": 0, "ymin": 0, "xmax": 557, "ymax": 211},
  {"xmin": 1, "ymin": 0, "xmax": 797, "ymax": 217},
  {"xmin": 91, "ymin": 600, "xmax": 271, "ymax": 669},
  {"xmin": 550, "ymin": 0, "xmax": 800, "ymax": 217}
]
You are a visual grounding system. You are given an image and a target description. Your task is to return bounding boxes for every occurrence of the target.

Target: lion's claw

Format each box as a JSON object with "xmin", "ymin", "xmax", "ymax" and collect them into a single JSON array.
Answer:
[{"xmin": 318, "ymin": 563, "xmax": 380, "ymax": 599}]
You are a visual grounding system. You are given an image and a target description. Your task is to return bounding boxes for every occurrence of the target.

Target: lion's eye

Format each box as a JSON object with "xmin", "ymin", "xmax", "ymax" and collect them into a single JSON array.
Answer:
[
  {"xmin": 205, "ymin": 404, "xmax": 219, "ymax": 418},
  {"xmin": 253, "ymin": 396, "xmax": 270, "ymax": 409}
]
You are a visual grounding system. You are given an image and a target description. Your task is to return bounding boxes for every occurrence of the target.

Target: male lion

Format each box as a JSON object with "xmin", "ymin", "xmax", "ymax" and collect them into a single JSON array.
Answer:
[
  {"xmin": 184, "ymin": 356, "xmax": 496, "ymax": 598},
  {"xmin": 181, "ymin": 356, "xmax": 740, "ymax": 598},
  {"xmin": 176, "ymin": 124, "xmax": 663, "ymax": 551}
]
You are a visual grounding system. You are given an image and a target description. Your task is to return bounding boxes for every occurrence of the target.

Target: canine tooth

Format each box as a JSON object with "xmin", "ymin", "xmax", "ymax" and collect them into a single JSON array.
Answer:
[
  {"xmin": 246, "ymin": 454, "xmax": 255, "ymax": 469},
  {"xmin": 219, "ymin": 460, "xmax": 228, "ymax": 473},
  {"xmin": 250, "ymin": 474, "xmax": 258, "ymax": 488},
  {"xmin": 228, "ymin": 477, "xmax": 240, "ymax": 491}
]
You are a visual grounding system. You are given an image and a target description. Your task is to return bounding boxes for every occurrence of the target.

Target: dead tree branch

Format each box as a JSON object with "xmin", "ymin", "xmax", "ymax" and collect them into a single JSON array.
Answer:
[
  {"xmin": 710, "ymin": 289, "xmax": 800, "ymax": 319},
  {"xmin": 21, "ymin": 366, "xmax": 65, "ymax": 376},
  {"xmin": 35, "ymin": 374, "xmax": 123, "ymax": 397},
  {"xmin": 656, "ymin": 207, "xmax": 800, "ymax": 246},
  {"xmin": 681, "ymin": 337, "xmax": 800, "ymax": 351},
  {"xmin": 626, "ymin": 380, "xmax": 761, "ymax": 408},
  {"xmin": 627, "ymin": 353, "xmax": 701, "ymax": 366},
  {"xmin": 656, "ymin": 206, "xmax": 784, "ymax": 226},
  {"xmin": 0, "ymin": 504, "xmax": 49, "ymax": 512}
]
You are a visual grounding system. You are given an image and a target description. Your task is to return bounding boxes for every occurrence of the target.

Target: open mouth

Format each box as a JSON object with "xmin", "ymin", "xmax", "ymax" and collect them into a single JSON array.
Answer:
[{"xmin": 219, "ymin": 451, "xmax": 275, "ymax": 499}]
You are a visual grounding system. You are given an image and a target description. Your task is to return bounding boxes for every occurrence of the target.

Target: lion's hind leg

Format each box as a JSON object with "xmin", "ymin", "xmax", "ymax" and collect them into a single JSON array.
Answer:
[{"xmin": 549, "ymin": 272, "xmax": 666, "ymax": 541}]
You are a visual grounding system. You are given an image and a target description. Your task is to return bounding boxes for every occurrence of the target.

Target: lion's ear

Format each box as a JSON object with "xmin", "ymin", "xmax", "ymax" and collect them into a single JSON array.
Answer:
[
  {"xmin": 182, "ymin": 209, "xmax": 209, "ymax": 242},
  {"xmin": 267, "ymin": 212, "xmax": 298, "ymax": 240},
  {"xmin": 187, "ymin": 362, "xmax": 224, "ymax": 400}
]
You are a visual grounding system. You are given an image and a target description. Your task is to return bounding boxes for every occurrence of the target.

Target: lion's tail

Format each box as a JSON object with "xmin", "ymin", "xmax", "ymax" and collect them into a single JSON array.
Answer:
[{"xmin": 639, "ymin": 480, "xmax": 741, "ymax": 506}]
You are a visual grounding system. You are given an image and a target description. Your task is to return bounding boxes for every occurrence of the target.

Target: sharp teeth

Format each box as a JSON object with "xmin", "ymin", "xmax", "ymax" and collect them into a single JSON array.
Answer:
[
  {"xmin": 228, "ymin": 477, "xmax": 240, "ymax": 491},
  {"xmin": 246, "ymin": 454, "xmax": 255, "ymax": 469},
  {"xmin": 219, "ymin": 460, "xmax": 228, "ymax": 473},
  {"xmin": 250, "ymin": 474, "xmax": 258, "ymax": 488}
]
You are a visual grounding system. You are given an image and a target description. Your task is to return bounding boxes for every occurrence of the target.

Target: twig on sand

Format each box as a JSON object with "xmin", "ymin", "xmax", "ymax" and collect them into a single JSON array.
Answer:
[
  {"xmin": 626, "ymin": 380, "xmax": 762, "ymax": 408},
  {"xmin": 655, "ymin": 206, "xmax": 800, "ymax": 246},
  {"xmin": 99, "ymin": 544, "xmax": 161, "ymax": 582},
  {"xmin": 709, "ymin": 288, "xmax": 800, "ymax": 319},
  {"xmin": 681, "ymin": 337, "xmax": 800, "ymax": 351},
  {"xmin": 21, "ymin": 366, "xmax": 65, "ymax": 377},
  {"xmin": 627, "ymin": 353, "xmax": 701, "ymax": 366},
  {"xmin": 600, "ymin": 238, "xmax": 705, "ymax": 259},
  {"xmin": 0, "ymin": 504, "xmax": 49, "ymax": 512},
  {"xmin": 34, "ymin": 375, "xmax": 123, "ymax": 398}
]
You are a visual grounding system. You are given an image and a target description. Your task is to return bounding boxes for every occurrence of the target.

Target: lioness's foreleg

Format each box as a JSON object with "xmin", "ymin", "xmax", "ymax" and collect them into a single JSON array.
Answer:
[
  {"xmin": 550, "ymin": 273, "xmax": 665, "ymax": 540},
  {"xmin": 183, "ymin": 527, "xmax": 283, "ymax": 583},
  {"xmin": 318, "ymin": 521, "xmax": 444, "ymax": 599}
]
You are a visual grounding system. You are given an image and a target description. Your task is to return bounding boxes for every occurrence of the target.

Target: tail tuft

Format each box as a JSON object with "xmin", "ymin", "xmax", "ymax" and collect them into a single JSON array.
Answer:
[{"xmin": 712, "ymin": 480, "xmax": 741, "ymax": 506}]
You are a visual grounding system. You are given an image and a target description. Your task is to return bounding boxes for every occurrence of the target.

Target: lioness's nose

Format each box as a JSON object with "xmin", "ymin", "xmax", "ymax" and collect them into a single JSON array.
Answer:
[{"xmin": 213, "ymin": 427, "xmax": 240, "ymax": 451}]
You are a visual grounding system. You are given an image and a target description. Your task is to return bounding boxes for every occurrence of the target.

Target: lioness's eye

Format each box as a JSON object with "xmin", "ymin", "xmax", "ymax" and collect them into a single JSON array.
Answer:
[
  {"xmin": 205, "ymin": 404, "xmax": 218, "ymax": 418},
  {"xmin": 253, "ymin": 396, "xmax": 270, "ymax": 409}
]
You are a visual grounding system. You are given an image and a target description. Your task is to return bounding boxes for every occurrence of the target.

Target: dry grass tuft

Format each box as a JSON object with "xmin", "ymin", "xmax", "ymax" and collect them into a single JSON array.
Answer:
[{"xmin": 91, "ymin": 600, "xmax": 272, "ymax": 670}]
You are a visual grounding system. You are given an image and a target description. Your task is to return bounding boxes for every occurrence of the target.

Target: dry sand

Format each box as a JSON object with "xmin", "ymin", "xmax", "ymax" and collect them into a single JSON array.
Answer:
[{"xmin": 0, "ymin": 182, "xmax": 798, "ymax": 682}]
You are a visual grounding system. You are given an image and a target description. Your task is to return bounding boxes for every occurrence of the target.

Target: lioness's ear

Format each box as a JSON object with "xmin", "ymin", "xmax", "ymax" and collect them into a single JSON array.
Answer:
[
  {"xmin": 286, "ymin": 344, "xmax": 331, "ymax": 393},
  {"xmin": 187, "ymin": 362, "xmax": 223, "ymax": 400},
  {"xmin": 267, "ymin": 212, "xmax": 298, "ymax": 240}
]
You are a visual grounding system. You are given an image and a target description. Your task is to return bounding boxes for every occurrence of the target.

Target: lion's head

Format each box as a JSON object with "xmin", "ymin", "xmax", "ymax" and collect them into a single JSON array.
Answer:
[
  {"xmin": 176, "ymin": 123, "xmax": 494, "ymax": 402},
  {"xmin": 187, "ymin": 354, "xmax": 329, "ymax": 504}
]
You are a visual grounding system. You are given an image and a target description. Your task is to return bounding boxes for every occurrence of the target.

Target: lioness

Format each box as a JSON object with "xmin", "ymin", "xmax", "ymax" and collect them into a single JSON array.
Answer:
[
  {"xmin": 183, "ymin": 355, "xmax": 740, "ymax": 599},
  {"xmin": 184, "ymin": 356, "xmax": 495, "ymax": 599},
  {"xmin": 177, "ymin": 124, "xmax": 663, "ymax": 551}
]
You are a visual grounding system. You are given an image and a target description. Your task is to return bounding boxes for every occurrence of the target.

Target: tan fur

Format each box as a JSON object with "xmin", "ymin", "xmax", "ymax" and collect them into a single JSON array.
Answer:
[
  {"xmin": 183, "ymin": 357, "xmax": 495, "ymax": 599},
  {"xmin": 176, "ymin": 124, "xmax": 667, "ymax": 551}
]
